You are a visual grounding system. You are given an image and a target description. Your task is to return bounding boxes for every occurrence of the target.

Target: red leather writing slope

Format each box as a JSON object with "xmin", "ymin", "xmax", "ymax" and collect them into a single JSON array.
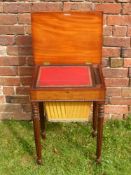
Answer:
[{"xmin": 36, "ymin": 66, "xmax": 92, "ymax": 87}]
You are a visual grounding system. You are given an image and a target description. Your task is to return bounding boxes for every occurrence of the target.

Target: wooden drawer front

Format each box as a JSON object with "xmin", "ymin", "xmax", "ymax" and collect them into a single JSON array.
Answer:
[{"xmin": 31, "ymin": 89, "xmax": 105, "ymax": 101}]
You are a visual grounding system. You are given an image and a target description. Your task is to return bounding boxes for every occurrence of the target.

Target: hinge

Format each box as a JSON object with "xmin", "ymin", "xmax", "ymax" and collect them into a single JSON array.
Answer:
[
  {"xmin": 85, "ymin": 62, "xmax": 91, "ymax": 65},
  {"xmin": 43, "ymin": 62, "xmax": 50, "ymax": 65}
]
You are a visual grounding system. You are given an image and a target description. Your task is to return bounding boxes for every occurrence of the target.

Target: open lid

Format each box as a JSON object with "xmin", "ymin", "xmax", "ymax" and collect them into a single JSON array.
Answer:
[{"xmin": 31, "ymin": 12, "xmax": 103, "ymax": 65}]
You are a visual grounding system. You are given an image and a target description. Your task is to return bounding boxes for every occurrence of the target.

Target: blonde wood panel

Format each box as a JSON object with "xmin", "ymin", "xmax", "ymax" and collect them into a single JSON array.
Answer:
[{"xmin": 31, "ymin": 12, "xmax": 103, "ymax": 65}]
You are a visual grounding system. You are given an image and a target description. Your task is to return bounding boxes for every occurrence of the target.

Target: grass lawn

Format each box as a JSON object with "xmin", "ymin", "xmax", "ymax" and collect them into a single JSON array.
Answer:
[{"xmin": 0, "ymin": 117, "xmax": 130, "ymax": 175}]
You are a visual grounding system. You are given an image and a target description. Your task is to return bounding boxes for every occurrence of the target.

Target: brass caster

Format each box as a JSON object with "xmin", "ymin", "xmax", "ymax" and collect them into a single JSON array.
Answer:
[
  {"xmin": 41, "ymin": 132, "xmax": 46, "ymax": 140},
  {"xmin": 96, "ymin": 158, "xmax": 101, "ymax": 164},
  {"xmin": 37, "ymin": 159, "xmax": 42, "ymax": 165},
  {"xmin": 92, "ymin": 130, "xmax": 97, "ymax": 137}
]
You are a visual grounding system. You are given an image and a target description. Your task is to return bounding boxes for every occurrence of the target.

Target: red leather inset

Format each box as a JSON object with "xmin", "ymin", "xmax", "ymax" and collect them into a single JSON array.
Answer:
[{"xmin": 36, "ymin": 66, "xmax": 92, "ymax": 87}]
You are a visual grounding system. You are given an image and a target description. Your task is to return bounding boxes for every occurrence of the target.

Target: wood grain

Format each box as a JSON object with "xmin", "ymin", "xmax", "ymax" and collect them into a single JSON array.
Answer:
[
  {"xmin": 31, "ymin": 88, "xmax": 105, "ymax": 101},
  {"xmin": 31, "ymin": 12, "xmax": 103, "ymax": 65}
]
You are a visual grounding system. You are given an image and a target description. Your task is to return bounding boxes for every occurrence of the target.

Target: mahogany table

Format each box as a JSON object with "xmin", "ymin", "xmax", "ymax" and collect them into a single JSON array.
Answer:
[{"xmin": 30, "ymin": 12, "xmax": 106, "ymax": 164}]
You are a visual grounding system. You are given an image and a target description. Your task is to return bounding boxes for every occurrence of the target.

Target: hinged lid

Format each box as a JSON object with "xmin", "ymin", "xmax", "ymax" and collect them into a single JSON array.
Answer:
[{"xmin": 31, "ymin": 12, "xmax": 103, "ymax": 65}]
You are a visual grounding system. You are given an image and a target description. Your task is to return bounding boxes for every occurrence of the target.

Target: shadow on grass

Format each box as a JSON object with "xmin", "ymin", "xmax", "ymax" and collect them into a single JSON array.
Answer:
[
  {"xmin": 46, "ymin": 121, "xmax": 97, "ymax": 162},
  {"xmin": 46, "ymin": 122, "xmax": 64, "ymax": 132},
  {"xmin": 2, "ymin": 120, "xmax": 75, "ymax": 157},
  {"xmin": 3, "ymin": 120, "xmax": 34, "ymax": 156},
  {"xmin": 2, "ymin": 120, "xmax": 99, "ymax": 166}
]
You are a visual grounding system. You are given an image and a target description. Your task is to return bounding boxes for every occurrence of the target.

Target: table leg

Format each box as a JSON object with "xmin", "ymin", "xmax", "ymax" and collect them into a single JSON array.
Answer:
[
  {"xmin": 39, "ymin": 102, "xmax": 46, "ymax": 140},
  {"xmin": 92, "ymin": 101, "xmax": 98, "ymax": 137},
  {"xmin": 32, "ymin": 102, "xmax": 42, "ymax": 164},
  {"xmin": 96, "ymin": 102, "xmax": 104, "ymax": 163}
]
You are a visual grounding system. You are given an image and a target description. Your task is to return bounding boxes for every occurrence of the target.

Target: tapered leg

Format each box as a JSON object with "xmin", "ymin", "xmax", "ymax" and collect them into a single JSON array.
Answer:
[
  {"xmin": 92, "ymin": 102, "xmax": 98, "ymax": 137},
  {"xmin": 39, "ymin": 102, "xmax": 46, "ymax": 140},
  {"xmin": 96, "ymin": 102, "xmax": 104, "ymax": 163},
  {"xmin": 32, "ymin": 102, "xmax": 42, "ymax": 164}
]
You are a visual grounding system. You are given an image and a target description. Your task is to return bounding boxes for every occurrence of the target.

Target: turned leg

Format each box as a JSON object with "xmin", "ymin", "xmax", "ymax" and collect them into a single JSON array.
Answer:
[
  {"xmin": 92, "ymin": 101, "xmax": 98, "ymax": 137},
  {"xmin": 32, "ymin": 102, "xmax": 42, "ymax": 164},
  {"xmin": 96, "ymin": 102, "xmax": 104, "ymax": 163},
  {"xmin": 39, "ymin": 102, "xmax": 46, "ymax": 140}
]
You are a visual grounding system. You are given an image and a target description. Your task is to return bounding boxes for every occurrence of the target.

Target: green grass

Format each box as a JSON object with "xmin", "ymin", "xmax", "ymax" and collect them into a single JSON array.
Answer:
[{"xmin": 0, "ymin": 117, "xmax": 130, "ymax": 175}]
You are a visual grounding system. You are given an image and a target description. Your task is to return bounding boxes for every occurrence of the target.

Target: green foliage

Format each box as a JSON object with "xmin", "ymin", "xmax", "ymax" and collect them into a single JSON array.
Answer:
[{"xmin": 0, "ymin": 117, "xmax": 130, "ymax": 175}]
